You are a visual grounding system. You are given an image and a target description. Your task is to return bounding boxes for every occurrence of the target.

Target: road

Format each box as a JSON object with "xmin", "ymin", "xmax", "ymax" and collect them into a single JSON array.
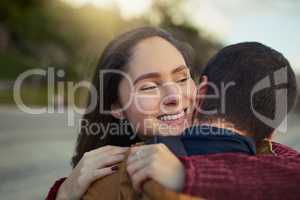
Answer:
[
  {"xmin": 0, "ymin": 107, "xmax": 299, "ymax": 200},
  {"xmin": 0, "ymin": 107, "xmax": 78, "ymax": 200}
]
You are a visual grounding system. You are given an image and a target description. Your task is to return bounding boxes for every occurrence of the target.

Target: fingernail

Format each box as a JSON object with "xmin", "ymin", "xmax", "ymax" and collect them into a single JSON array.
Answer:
[{"xmin": 111, "ymin": 165, "xmax": 119, "ymax": 171}]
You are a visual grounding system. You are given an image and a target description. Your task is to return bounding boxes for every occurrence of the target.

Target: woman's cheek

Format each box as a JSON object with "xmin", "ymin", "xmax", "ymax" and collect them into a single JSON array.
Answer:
[
  {"xmin": 133, "ymin": 94, "xmax": 161, "ymax": 115},
  {"xmin": 126, "ymin": 95, "xmax": 160, "ymax": 136},
  {"xmin": 182, "ymin": 80, "xmax": 197, "ymax": 104}
]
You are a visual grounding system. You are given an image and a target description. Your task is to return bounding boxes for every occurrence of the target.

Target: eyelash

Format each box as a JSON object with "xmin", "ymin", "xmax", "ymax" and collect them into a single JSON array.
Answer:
[
  {"xmin": 140, "ymin": 85, "xmax": 157, "ymax": 91},
  {"xmin": 139, "ymin": 77, "xmax": 190, "ymax": 91},
  {"xmin": 177, "ymin": 77, "xmax": 190, "ymax": 83}
]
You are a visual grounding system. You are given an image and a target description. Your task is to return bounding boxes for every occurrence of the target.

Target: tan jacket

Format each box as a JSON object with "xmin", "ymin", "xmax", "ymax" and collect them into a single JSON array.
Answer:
[
  {"xmin": 83, "ymin": 149, "xmax": 203, "ymax": 200},
  {"xmin": 83, "ymin": 140, "xmax": 272, "ymax": 200}
]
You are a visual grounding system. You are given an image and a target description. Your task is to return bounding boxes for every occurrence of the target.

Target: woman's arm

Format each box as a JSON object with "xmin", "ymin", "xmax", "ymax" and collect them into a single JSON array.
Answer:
[
  {"xmin": 179, "ymin": 143, "xmax": 300, "ymax": 200},
  {"xmin": 45, "ymin": 177, "xmax": 67, "ymax": 200}
]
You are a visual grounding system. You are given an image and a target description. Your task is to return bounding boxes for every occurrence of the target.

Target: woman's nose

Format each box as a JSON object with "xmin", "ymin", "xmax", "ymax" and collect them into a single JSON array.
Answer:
[
  {"xmin": 162, "ymin": 83, "xmax": 181, "ymax": 106},
  {"xmin": 163, "ymin": 95, "xmax": 179, "ymax": 106}
]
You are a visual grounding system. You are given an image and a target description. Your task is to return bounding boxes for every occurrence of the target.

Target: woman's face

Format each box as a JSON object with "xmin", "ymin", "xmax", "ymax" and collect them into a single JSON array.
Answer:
[{"xmin": 115, "ymin": 36, "xmax": 197, "ymax": 137}]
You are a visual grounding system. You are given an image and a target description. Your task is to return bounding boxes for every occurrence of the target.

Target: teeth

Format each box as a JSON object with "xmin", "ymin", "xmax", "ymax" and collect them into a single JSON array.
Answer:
[{"xmin": 158, "ymin": 111, "xmax": 185, "ymax": 121}]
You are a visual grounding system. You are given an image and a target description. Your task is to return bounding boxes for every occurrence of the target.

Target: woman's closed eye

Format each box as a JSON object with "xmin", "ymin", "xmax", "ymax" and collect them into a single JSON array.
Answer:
[
  {"xmin": 139, "ymin": 83, "xmax": 158, "ymax": 91},
  {"xmin": 176, "ymin": 76, "xmax": 190, "ymax": 83},
  {"xmin": 140, "ymin": 86, "xmax": 157, "ymax": 91}
]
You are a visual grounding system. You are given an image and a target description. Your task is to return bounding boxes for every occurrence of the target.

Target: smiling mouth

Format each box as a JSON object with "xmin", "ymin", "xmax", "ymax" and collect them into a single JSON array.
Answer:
[{"xmin": 157, "ymin": 108, "xmax": 188, "ymax": 122}]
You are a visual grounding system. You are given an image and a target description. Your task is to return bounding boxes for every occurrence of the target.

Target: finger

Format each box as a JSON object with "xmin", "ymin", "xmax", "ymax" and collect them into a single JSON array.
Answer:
[
  {"xmin": 129, "ymin": 144, "xmax": 159, "ymax": 155},
  {"xmin": 129, "ymin": 146, "xmax": 147, "ymax": 154},
  {"xmin": 95, "ymin": 154, "xmax": 126, "ymax": 169},
  {"xmin": 127, "ymin": 148, "xmax": 153, "ymax": 165},
  {"xmin": 131, "ymin": 165, "xmax": 152, "ymax": 192},
  {"xmin": 79, "ymin": 165, "xmax": 118, "ymax": 187},
  {"xmin": 128, "ymin": 144, "xmax": 166, "ymax": 164},
  {"xmin": 89, "ymin": 166, "xmax": 118, "ymax": 182},
  {"xmin": 86, "ymin": 146, "xmax": 129, "ymax": 164},
  {"xmin": 83, "ymin": 153, "xmax": 125, "ymax": 171},
  {"xmin": 107, "ymin": 147, "xmax": 130, "ymax": 156},
  {"xmin": 127, "ymin": 149, "xmax": 148, "ymax": 165},
  {"xmin": 127, "ymin": 156, "xmax": 150, "ymax": 176},
  {"xmin": 90, "ymin": 146, "xmax": 129, "ymax": 157}
]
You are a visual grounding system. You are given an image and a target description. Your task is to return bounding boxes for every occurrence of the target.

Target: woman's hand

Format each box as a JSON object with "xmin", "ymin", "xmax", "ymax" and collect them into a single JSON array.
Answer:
[
  {"xmin": 126, "ymin": 144, "xmax": 185, "ymax": 192},
  {"xmin": 56, "ymin": 145, "xmax": 129, "ymax": 200}
]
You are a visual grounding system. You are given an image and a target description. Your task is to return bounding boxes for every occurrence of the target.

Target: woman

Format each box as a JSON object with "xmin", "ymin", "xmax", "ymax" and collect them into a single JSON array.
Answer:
[
  {"xmin": 46, "ymin": 27, "xmax": 300, "ymax": 200},
  {"xmin": 50, "ymin": 26, "xmax": 197, "ymax": 200}
]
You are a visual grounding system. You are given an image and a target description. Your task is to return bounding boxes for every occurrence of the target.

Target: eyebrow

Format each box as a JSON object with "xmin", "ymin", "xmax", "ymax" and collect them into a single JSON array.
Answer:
[{"xmin": 133, "ymin": 65, "xmax": 188, "ymax": 85}]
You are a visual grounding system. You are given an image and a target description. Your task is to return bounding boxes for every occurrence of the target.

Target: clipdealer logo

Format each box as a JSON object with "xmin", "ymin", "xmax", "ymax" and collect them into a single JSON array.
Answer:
[{"xmin": 251, "ymin": 67, "xmax": 288, "ymax": 132}]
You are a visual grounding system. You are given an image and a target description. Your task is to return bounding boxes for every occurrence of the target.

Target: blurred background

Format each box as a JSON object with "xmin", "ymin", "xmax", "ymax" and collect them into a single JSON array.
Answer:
[{"xmin": 0, "ymin": 0, "xmax": 299, "ymax": 199}]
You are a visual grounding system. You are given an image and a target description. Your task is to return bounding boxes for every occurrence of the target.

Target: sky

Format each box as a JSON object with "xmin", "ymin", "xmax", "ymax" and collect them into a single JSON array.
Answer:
[
  {"xmin": 62, "ymin": 0, "xmax": 300, "ymax": 73},
  {"xmin": 185, "ymin": 0, "xmax": 300, "ymax": 73}
]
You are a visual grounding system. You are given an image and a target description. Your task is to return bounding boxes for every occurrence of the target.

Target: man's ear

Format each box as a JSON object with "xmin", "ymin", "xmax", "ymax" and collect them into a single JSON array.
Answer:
[
  {"xmin": 192, "ymin": 75, "xmax": 208, "ymax": 124},
  {"xmin": 197, "ymin": 75, "xmax": 208, "ymax": 110},
  {"xmin": 111, "ymin": 103, "xmax": 125, "ymax": 119}
]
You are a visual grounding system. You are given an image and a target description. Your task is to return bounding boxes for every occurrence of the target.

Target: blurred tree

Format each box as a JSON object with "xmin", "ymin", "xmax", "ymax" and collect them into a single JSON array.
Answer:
[
  {"xmin": 0, "ymin": 0, "xmax": 74, "ymax": 79},
  {"xmin": 145, "ymin": 0, "xmax": 223, "ymax": 79},
  {"xmin": 0, "ymin": 0, "xmax": 223, "ymax": 105},
  {"xmin": 0, "ymin": 0, "xmax": 143, "ymax": 105},
  {"xmin": 0, "ymin": 0, "xmax": 143, "ymax": 80}
]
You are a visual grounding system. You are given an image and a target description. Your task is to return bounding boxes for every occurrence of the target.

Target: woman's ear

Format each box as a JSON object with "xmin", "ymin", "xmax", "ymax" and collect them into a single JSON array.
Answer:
[{"xmin": 111, "ymin": 103, "xmax": 125, "ymax": 119}]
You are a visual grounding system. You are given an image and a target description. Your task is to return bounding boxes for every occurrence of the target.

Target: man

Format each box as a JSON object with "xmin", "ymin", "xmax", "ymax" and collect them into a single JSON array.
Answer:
[
  {"xmin": 180, "ymin": 41, "xmax": 298, "ymax": 156},
  {"xmin": 179, "ymin": 42, "xmax": 299, "ymax": 199}
]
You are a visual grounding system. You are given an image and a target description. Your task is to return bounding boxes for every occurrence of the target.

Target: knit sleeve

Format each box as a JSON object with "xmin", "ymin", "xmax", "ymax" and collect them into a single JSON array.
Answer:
[
  {"xmin": 272, "ymin": 142, "xmax": 299, "ymax": 157},
  {"xmin": 179, "ymin": 143, "xmax": 300, "ymax": 200},
  {"xmin": 45, "ymin": 177, "xmax": 67, "ymax": 200}
]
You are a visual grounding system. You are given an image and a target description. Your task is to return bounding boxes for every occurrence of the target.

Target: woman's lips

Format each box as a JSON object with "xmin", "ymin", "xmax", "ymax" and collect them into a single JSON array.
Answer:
[{"xmin": 157, "ymin": 108, "xmax": 188, "ymax": 126}]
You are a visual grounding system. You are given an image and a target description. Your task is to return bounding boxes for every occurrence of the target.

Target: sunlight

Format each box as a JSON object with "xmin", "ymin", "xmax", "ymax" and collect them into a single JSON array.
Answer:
[{"xmin": 62, "ymin": 0, "xmax": 152, "ymax": 19}]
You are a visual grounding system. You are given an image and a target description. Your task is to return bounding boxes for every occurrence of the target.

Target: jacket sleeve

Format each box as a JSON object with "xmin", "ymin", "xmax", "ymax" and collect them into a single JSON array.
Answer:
[
  {"xmin": 179, "ymin": 143, "xmax": 300, "ymax": 200},
  {"xmin": 45, "ymin": 177, "xmax": 67, "ymax": 200}
]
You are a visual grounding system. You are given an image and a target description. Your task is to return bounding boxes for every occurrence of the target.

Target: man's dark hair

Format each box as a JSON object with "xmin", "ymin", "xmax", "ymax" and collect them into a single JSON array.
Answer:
[{"xmin": 199, "ymin": 42, "xmax": 298, "ymax": 140}]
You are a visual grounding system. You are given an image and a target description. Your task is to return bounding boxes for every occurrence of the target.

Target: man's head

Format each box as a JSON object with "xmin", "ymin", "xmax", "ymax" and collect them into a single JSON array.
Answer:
[{"xmin": 198, "ymin": 42, "xmax": 298, "ymax": 140}]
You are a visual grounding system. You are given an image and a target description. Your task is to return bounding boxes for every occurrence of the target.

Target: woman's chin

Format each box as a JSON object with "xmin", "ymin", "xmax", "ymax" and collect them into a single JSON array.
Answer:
[
  {"xmin": 155, "ymin": 124, "xmax": 187, "ymax": 136},
  {"xmin": 138, "ymin": 117, "xmax": 190, "ymax": 137}
]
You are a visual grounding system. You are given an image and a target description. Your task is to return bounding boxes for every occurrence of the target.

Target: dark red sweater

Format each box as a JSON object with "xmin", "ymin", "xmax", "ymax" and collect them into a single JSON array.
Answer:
[{"xmin": 45, "ymin": 142, "xmax": 300, "ymax": 200}]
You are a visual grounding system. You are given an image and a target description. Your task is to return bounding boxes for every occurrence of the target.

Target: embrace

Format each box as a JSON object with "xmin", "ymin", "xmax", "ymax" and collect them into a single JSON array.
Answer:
[{"xmin": 46, "ymin": 27, "xmax": 300, "ymax": 200}]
